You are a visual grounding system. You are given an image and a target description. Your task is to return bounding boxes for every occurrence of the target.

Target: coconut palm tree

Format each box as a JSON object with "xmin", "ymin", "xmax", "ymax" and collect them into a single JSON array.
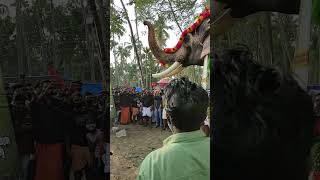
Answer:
[
  {"xmin": 154, "ymin": 15, "xmax": 172, "ymax": 48},
  {"xmin": 114, "ymin": 42, "xmax": 132, "ymax": 84}
]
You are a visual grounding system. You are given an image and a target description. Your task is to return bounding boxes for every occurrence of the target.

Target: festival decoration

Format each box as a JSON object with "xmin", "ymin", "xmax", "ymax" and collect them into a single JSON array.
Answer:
[{"xmin": 160, "ymin": 7, "xmax": 210, "ymax": 65}]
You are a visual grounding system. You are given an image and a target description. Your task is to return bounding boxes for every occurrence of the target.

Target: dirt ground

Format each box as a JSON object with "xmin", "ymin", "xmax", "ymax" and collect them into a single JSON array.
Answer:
[{"xmin": 110, "ymin": 124, "xmax": 171, "ymax": 180}]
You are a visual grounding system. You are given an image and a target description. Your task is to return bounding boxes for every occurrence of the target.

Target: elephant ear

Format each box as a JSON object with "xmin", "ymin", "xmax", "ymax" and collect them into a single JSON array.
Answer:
[{"xmin": 201, "ymin": 35, "xmax": 210, "ymax": 59}]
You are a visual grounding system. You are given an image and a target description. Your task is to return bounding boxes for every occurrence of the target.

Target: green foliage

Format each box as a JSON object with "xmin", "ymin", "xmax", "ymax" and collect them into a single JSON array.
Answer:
[
  {"xmin": 135, "ymin": 0, "xmax": 205, "ymax": 31},
  {"xmin": 154, "ymin": 15, "xmax": 172, "ymax": 48},
  {"xmin": 0, "ymin": 0, "xmax": 105, "ymax": 81},
  {"xmin": 111, "ymin": 3, "xmax": 125, "ymax": 39},
  {"xmin": 0, "ymin": 16, "xmax": 16, "ymax": 75},
  {"xmin": 214, "ymin": 12, "xmax": 320, "ymax": 84},
  {"xmin": 313, "ymin": 0, "xmax": 320, "ymax": 25}
]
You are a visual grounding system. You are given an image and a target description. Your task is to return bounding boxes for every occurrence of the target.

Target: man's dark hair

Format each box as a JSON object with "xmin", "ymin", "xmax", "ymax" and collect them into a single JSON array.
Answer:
[
  {"xmin": 212, "ymin": 45, "xmax": 314, "ymax": 180},
  {"xmin": 164, "ymin": 77, "xmax": 208, "ymax": 132}
]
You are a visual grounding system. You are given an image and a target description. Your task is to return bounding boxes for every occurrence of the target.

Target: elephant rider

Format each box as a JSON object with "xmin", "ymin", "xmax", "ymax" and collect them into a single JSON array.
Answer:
[{"xmin": 137, "ymin": 78, "xmax": 210, "ymax": 180}]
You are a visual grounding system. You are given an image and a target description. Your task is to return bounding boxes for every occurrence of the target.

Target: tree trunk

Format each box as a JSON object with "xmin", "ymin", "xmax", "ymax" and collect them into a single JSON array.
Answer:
[
  {"xmin": 280, "ymin": 31, "xmax": 291, "ymax": 73},
  {"xmin": 16, "ymin": 0, "xmax": 24, "ymax": 75},
  {"xmin": 50, "ymin": 0, "xmax": 56, "ymax": 67},
  {"xmin": 19, "ymin": 10, "xmax": 31, "ymax": 76},
  {"xmin": 134, "ymin": 5, "xmax": 142, "ymax": 65},
  {"xmin": 35, "ymin": 0, "xmax": 46, "ymax": 74},
  {"xmin": 167, "ymin": 0, "xmax": 182, "ymax": 32},
  {"xmin": 24, "ymin": 28, "xmax": 31, "ymax": 76},
  {"xmin": 120, "ymin": 0, "xmax": 144, "ymax": 87},
  {"xmin": 82, "ymin": 0, "xmax": 96, "ymax": 82},
  {"xmin": 265, "ymin": 12, "xmax": 274, "ymax": 65},
  {"xmin": 113, "ymin": 49, "xmax": 119, "ymax": 86},
  {"xmin": 88, "ymin": 0, "xmax": 108, "ymax": 89},
  {"xmin": 96, "ymin": 0, "xmax": 109, "ymax": 81},
  {"xmin": 93, "ymin": 20, "xmax": 107, "ymax": 90},
  {"xmin": 96, "ymin": 0, "xmax": 108, "ymax": 56}
]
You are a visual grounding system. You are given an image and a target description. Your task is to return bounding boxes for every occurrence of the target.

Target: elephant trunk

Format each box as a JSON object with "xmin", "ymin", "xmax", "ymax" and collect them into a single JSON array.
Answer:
[{"xmin": 143, "ymin": 21, "xmax": 176, "ymax": 64}]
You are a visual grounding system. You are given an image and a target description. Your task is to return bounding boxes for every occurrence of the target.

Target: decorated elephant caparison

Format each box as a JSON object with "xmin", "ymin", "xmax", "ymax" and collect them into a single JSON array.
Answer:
[{"xmin": 143, "ymin": 0, "xmax": 310, "ymax": 87}]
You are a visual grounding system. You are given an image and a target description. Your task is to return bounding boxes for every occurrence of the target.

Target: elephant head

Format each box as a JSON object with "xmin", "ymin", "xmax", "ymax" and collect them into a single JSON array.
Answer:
[{"xmin": 143, "ymin": 15, "xmax": 210, "ymax": 78}]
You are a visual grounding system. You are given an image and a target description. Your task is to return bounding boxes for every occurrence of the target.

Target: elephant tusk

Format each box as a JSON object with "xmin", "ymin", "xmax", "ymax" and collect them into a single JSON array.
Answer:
[
  {"xmin": 164, "ymin": 65, "xmax": 184, "ymax": 77},
  {"xmin": 152, "ymin": 62, "xmax": 181, "ymax": 78}
]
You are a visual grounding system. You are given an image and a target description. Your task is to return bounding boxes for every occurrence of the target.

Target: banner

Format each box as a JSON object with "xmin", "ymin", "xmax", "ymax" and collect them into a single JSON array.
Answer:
[
  {"xmin": 135, "ymin": 87, "xmax": 142, "ymax": 93},
  {"xmin": 81, "ymin": 83, "xmax": 103, "ymax": 95},
  {"xmin": 308, "ymin": 85, "xmax": 320, "ymax": 94},
  {"xmin": 0, "ymin": 68, "xmax": 19, "ymax": 177}
]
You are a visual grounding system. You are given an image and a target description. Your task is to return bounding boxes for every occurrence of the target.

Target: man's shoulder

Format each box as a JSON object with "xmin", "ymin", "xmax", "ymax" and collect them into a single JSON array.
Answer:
[
  {"xmin": 140, "ymin": 147, "xmax": 169, "ymax": 171},
  {"xmin": 139, "ymin": 143, "xmax": 210, "ymax": 180},
  {"xmin": 141, "ymin": 148, "xmax": 161, "ymax": 163},
  {"xmin": 141, "ymin": 143, "xmax": 192, "ymax": 164}
]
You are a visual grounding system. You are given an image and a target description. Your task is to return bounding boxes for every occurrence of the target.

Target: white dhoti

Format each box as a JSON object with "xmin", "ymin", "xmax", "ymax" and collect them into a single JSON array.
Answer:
[
  {"xmin": 142, "ymin": 107, "xmax": 152, "ymax": 117},
  {"xmin": 162, "ymin": 109, "xmax": 167, "ymax": 120}
]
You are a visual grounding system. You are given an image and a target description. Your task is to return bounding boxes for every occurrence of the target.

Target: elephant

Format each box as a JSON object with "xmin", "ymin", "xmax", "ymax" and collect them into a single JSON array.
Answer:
[{"xmin": 143, "ymin": 11, "xmax": 210, "ymax": 78}]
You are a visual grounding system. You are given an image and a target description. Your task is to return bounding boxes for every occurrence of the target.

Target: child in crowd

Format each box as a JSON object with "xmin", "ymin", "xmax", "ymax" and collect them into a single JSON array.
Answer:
[{"xmin": 86, "ymin": 118, "xmax": 103, "ymax": 179}]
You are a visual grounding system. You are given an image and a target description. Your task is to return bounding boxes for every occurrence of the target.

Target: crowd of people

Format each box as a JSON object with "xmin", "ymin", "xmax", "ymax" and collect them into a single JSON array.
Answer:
[
  {"xmin": 5, "ymin": 76, "xmax": 109, "ymax": 180},
  {"xmin": 112, "ymin": 87, "xmax": 168, "ymax": 130},
  {"xmin": 112, "ymin": 85, "xmax": 211, "ymax": 136}
]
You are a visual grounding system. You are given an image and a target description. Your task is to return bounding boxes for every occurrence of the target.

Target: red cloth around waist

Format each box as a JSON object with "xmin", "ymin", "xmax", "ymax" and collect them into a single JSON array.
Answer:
[{"xmin": 35, "ymin": 143, "xmax": 64, "ymax": 180}]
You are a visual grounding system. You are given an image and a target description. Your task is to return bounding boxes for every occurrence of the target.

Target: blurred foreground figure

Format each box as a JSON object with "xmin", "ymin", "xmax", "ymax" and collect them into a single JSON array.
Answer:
[
  {"xmin": 212, "ymin": 46, "xmax": 315, "ymax": 180},
  {"xmin": 137, "ymin": 78, "xmax": 210, "ymax": 180}
]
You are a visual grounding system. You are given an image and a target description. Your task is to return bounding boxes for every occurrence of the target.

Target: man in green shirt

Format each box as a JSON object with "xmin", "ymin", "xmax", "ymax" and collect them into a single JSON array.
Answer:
[{"xmin": 137, "ymin": 78, "xmax": 210, "ymax": 180}]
